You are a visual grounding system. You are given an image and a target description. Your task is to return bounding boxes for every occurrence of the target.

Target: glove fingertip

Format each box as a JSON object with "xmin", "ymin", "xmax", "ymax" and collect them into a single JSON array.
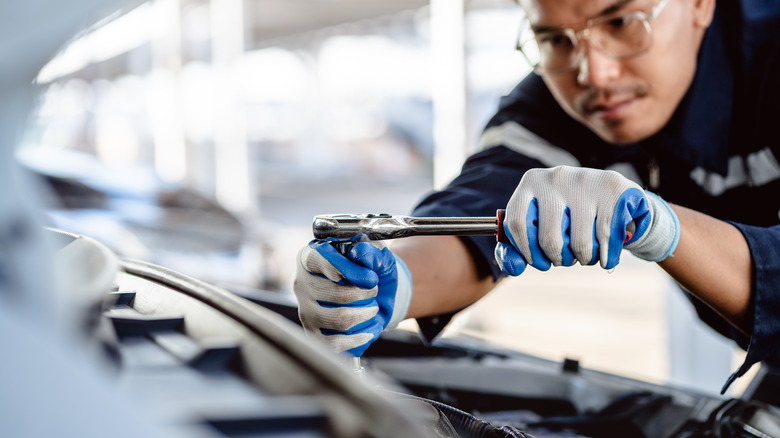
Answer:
[
  {"xmin": 358, "ymin": 271, "xmax": 380, "ymax": 289},
  {"xmin": 347, "ymin": 242, "xmax": 390, "ymax": 285},
  {"xmin": 343, "ymin": 322, "xmax": 383, "ymax": 356},
  {"xmin": 315, "ymin": 242, "xmax": 379, "ymax": 289},
  {"xmin": 345, "ymin": 344, "xmax": 369, "ymax": 357},
  {"xmin": 601, "ymin": 254, "xmax": 619, "ymax": 270},
  {"xmin": 531, "ymin": 260, "xmax": 551, "ymax": 272},
  {"xmin": 495, "ymin": 242, "xmax": 527, "ymax": 276}
]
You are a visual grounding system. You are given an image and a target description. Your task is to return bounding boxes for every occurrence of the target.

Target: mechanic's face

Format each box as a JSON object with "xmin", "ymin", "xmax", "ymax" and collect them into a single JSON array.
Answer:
[{"xmin": 519, "ymin": 0, "xmax": 714, "ymax": 144}]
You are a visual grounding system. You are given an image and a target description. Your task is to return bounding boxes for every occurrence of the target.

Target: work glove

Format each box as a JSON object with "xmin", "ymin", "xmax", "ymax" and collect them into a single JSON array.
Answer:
[
  {"xmin": 294, "ymin": 236, "xmax": 413, "ymax": 356},
  {"xmin": 495, "ymin": 166, "xmax": 679, "ymax": 275}
]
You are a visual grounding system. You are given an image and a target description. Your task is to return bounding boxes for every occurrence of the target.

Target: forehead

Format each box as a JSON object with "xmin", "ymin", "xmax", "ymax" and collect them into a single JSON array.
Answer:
[{"xmin": 518, "ymin": 0, "xmax": 639, "ymax": 26}]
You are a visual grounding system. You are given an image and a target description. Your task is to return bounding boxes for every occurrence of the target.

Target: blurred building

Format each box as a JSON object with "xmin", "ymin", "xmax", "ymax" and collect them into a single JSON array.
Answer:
[
  {"xmin": 22, "ymin": 0, "xmax": 528, "ymax": 288},
  {"xmin": 26, "ymin": 0, "xmax": 527, "ymax": 208}
]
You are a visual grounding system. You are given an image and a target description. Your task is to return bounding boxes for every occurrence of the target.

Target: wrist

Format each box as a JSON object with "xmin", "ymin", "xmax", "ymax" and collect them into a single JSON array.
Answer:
[
  {"xmin": 625, "ymin": 192, "xmax": 680, "ymax": 262},
  {"xmin": 387, "ymin": 254, "xmax": 413, "ymax": 329}
]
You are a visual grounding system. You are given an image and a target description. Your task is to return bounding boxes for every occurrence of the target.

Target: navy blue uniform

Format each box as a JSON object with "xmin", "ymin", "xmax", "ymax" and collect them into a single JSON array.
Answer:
[{"xmin": 413, "ymin": 1, "xmax": 780, "ymax": 390}]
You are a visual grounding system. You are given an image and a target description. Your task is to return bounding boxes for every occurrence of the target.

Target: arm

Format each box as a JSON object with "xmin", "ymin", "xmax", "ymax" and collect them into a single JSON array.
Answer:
[
  {"xmin": 390, "ymin": 202, "xmax": 756, "ymax": 332},
  {"xmin": 660, "ymin": 204, "xmax": 753, "ymax": 335},
  {"xmin": 493, "ymin": 166, "xmax": 757, "ymax": 338},
  {"xmin": 391, "ymin": 204, "xmax": 756, "ymax": 333},
  {"xmin": 390, "ymin": 235, "xmax": 495, "ymax": 319}
]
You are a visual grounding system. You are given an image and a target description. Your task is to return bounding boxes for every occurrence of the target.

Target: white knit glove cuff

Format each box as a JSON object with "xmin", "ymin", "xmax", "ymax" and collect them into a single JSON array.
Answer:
[
  {"xmin": 387, "ymin": 255, "xmax": 412, "ymax": 329},
  {"xmin": 624, "ymin": 192, "xmax": 679, "ymax": 262}
]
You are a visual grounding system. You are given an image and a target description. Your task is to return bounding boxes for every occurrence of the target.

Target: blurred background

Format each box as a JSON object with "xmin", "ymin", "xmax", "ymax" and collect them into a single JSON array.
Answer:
[{"xmin": 17, "ymin": 0, "xmax": 745, "ymax": 396}]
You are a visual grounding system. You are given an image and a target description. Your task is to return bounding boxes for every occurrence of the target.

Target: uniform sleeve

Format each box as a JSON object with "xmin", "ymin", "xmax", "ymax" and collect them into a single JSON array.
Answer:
[{"xmin": 717, "ymin": 223, "xmax": 780, "ymax": 392}]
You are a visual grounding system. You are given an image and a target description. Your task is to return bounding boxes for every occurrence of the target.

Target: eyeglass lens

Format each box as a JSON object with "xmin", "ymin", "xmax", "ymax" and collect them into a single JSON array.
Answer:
[{"xmin": 520, "ymin": 13, "xmax": 653, "ymax": 72}]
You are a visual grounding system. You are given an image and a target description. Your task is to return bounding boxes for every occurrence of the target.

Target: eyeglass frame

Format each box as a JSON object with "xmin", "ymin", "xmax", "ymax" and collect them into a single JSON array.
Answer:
[{"xmin": 515, "ymin": 0, "xmax": 671, "ymax": 74}]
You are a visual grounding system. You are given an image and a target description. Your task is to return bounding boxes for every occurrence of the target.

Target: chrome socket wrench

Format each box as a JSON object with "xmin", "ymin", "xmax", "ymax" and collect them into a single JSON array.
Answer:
[{"xmin": 312, "ymin": 210, "xmax": 510, "ymax": 243}]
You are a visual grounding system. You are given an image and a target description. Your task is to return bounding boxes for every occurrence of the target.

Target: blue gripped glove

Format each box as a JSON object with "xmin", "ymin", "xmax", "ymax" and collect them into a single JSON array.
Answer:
[
  {"xmin": 495, "ymin": 166, "xmax": 680, "ymax": 275},
  {"xmin": 294, "ymin": 236, "xmax": 413, "ymax": 356}
]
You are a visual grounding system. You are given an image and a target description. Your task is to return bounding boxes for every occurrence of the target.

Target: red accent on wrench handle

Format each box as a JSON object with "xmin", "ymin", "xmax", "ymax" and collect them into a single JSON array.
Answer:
[{"xmin": 496, "ymin": 209, "xmax": 510, "ymax": 244}]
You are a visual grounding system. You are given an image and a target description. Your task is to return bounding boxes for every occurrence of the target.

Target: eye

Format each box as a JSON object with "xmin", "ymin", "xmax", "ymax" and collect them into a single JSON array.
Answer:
[
  {"xmin": 537, "ymin": 32, "xmax": 573, "ymax": 49},
  {"xmin": 605, "ymin": 15, "xmax": 631, "ymax": 29},
  {"xmin": 599, "ymin": 13, "xmax": 644, "ymax": 40}
]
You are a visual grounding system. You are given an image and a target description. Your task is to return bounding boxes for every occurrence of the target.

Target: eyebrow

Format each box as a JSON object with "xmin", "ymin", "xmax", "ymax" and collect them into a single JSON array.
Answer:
[
  {"xmin": 530, "ymin": 0, "xmax": 638, "ymax": 33},
  {"xmin": 599, "ymin": 0, "xmax": 636, "ymax": 17}
]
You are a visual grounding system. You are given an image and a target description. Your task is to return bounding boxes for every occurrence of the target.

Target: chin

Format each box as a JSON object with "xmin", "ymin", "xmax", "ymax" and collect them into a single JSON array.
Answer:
[
  {"xmin": 596, "ymin": 130, "xmax": 643, "ymax": 145},
  {"xmin": 588, "ymin": 120, "xmax": 657, "ymax": 145}
]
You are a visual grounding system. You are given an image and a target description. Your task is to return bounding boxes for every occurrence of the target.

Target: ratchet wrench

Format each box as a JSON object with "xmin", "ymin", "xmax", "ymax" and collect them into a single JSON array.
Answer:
[
  {"xmin": 313, "ymin": 209, "xmax": 511, "ymax": 243},
  {"xmin": 313, "ymin": 210, "xmax": 635, "ymax": 244},
  {"xmin": 312, "ymin": 210, "xmax": 636, "ymax": 377}
]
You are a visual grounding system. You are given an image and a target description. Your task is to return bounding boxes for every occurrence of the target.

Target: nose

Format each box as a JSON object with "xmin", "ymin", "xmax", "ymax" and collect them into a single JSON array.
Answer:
[{"xmin": 575, "ymin": 42, "xmax": 620, "ymax": 88}]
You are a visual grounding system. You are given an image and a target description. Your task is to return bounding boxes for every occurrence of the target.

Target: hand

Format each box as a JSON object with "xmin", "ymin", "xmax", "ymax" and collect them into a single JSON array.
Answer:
[
  {"xmin": 495, "ymin": 166, "xmax": 679, "ymax": 275},
  {"xmin": 294, "ymin": 236, "xmax": 413, "ymax": 356}
]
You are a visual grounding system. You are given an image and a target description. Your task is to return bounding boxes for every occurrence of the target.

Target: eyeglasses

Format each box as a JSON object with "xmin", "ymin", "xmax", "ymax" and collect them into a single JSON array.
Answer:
[{"xmin": 516, "ymin": 0, "xmax": 670, "ymax": 74}]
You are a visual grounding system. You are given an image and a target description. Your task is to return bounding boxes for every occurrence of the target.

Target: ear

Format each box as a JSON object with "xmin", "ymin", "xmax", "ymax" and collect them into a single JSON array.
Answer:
[{"xmin": 692, "ymin": 0, "xmax": 715, "ymax": 28}]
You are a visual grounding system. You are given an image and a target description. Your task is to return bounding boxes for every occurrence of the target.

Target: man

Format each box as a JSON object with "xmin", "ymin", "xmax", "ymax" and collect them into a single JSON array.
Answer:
[{"xmin": 294, "ymin": 0, "xmax": 780, "ymax": 392}]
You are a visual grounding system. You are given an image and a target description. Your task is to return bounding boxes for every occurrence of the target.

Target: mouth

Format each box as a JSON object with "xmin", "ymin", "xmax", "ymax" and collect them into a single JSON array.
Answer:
[{"xmin": 586, "ymin": 99, "xmax": 634, "ymax": 123}]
